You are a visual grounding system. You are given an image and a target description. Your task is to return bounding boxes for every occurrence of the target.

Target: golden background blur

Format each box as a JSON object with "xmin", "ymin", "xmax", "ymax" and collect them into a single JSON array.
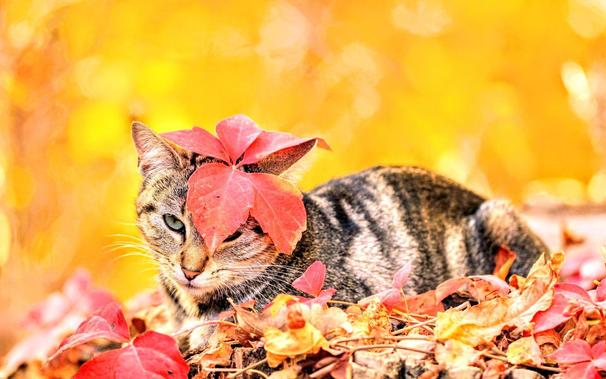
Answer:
[{"xmin": 1, "ymin": 0, "xmax": 606, "ymax": 353}]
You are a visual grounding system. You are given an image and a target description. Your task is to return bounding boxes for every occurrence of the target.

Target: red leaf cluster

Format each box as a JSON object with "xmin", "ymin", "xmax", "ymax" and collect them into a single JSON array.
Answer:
[
  {"xmin": 162, "ymin": 115, "xmax": 329, "ymax": 254},
  {"xmin": 50, "ymin": 301, "xmax": 188, "ymax": 379}
]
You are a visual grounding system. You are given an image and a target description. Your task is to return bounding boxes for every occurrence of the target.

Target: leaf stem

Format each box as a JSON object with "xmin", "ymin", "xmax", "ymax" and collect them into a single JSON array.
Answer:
[{"xmin": 227, "ymin": 358, "xmax": 268, "ymax": 378}]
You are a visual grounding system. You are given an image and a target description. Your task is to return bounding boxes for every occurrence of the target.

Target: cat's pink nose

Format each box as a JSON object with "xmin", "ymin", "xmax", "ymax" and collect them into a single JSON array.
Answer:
[{"xmin": 181, "ymin": 267, "xmax": 201, "ymax": 281}]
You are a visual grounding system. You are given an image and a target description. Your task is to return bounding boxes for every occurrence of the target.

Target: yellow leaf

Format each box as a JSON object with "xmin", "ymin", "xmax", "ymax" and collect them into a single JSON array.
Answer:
[
  {"xmin": 434, "ymin": 340, "xmax": 480, "ymax": 370},
  {"xmin": 264, "ymin": 323, "xmax": 328, "ymax": 367},
  {"xmin": 506, "ymin": 337, "xmax": 543, "ymax": 365}
]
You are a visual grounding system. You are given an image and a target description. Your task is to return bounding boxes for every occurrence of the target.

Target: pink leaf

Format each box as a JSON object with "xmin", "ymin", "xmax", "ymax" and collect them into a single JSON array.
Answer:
[
  {"xmin": 162, "ymin": 127, "xmax": 229, "ymax": 163},
  {"xmin": 556, "ymin": 283, "xmax": 593, "ymax": 301},
  {"xmin": 549, "ymin": 340, "xmax": 592, "ymax": 364},
  {"xmin": 249, "ymin": 173, "xmax": 306, "ymax": 254},
  {"xmin": 216, "ymin": 115, "xmax": 263, "ymax": 163},
  {"xmin": 564, "ymin": 362, "xmax": 601, "ymax": 379},
  {"xmin": 596, "ymin": 278, "xmax": 606, "ymax": 302},
  {"xmin": 532, "ymin": 294, "xmax": 575, "ymax": 333},
  {"xmin": 75, "ymin": 331, "xmax": 189, "ymax": 379},
  {"xmin": 240, "ymin": 130, "xmax": 330, "ymax": 166},
  {"xmin": 186, "ymin": 163, "xmax": 254, "ymax": 252},
  {"xmin": 303, "ymin": 288, "xmax": 337, "ymax": 306},
  {"xmin": 392, "ymin": 263, "xmax": 412, "ymax": 289},
  {"xmin": 379, "ymin": 289, "xmax": 404, "ymax": 309},
  {"xmin": 49, "ymin": 302, "xmax": 129, "ymax": 361},
  {"xmin": 292, "ymin": 261, "xmax": 327, "ymax": 297},
  {"xmin": 591, "ymin": 341, "xmax": 606, "ymax": 359}
]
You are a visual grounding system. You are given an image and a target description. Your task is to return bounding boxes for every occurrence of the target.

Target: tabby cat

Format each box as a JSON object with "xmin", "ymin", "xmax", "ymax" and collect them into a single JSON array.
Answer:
[{"xmin": 131, "ymin": 122, "xmax": 547, "ymax": 348}]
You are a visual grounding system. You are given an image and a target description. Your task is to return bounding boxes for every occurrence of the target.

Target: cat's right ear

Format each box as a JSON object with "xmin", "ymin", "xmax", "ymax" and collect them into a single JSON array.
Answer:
[{"xmin": 131, "ymin": 121, "xmax": 185, "ymax": 177}]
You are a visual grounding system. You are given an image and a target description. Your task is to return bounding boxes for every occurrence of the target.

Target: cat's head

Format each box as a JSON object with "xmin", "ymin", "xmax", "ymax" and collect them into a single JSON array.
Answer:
[{"xmin": 131, "ymin": 122, "xmax": 309, "ymax": 304}]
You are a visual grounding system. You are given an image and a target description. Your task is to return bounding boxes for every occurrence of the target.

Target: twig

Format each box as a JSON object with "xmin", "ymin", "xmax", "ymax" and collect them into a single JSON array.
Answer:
[
  {"xmin": 172, "ymin": 320, "xmax": 238, "ymax": 337},
  {"xmin": 227, "ymin": 358, "xmax": 268, "ymax": 378},
  {"xmin": 329, "ymin": 335, "xmax": 432, "ymax": 346},
  {"xmin": 392, "ymin": 318, "xmax": 435, "ymax": 335},
  {"xmin": 334, "ymin": 343, "xmax": 433, "ymax": 355},
  {"xmin": 247, "ymin": 369, "xmax": 270, "ymax": 378},
  {"xmin": 309, "ymin": 361, "xmax": 338, "ymax": 378},
  {"xmin": 481, "ymin": 352, "xmax": 560, "ymax": 373},
  {"xmin": 328, "ymin": 299, "xmax": 358, "ymax": 306}
]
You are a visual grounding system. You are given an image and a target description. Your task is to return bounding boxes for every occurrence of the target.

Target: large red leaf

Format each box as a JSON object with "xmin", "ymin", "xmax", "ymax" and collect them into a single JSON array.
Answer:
[
  {"xmin": 248, "ymin": 173, "xmax": 306, "ymax": 254},
  {"xmin": 75, "ymin": 331, "xmax": 189, "ymax": 379},
  {"xmin": 292, "ymin": 261, "xmax": 327, "ymax": 297},
  {"xmin": 49, "ymin": 302, "xmax": 129, "ymax": 361},
  {"xmin": 216, "ymin": 115, "xmax": 262, "ymax": 163},
  {"xmin": 240, "ymin": 130, "xmax": 330, "ymax": 166},
  {"xmin": 186, "ymin": 163, "xmax": 254, "ymax": 252},
  {"xmin": 162, "ymin": 127, "xmax": 229, "ymax": 163}
]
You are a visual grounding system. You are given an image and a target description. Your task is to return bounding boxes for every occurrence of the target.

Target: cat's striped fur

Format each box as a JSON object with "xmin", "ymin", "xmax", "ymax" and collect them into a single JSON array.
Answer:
[{"xmin": 132, "ymin": 122, "xmax": 547, "ymax": 348}]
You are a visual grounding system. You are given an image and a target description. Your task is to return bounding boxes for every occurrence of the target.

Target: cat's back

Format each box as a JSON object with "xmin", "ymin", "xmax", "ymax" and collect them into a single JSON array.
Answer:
[
  {"xmin": 300, "ymin": 166, "xmax": 488, "ymax": 295},
  {"xmin": 306, "ymin": 165, "xmax": 485, "ymax": 225}
]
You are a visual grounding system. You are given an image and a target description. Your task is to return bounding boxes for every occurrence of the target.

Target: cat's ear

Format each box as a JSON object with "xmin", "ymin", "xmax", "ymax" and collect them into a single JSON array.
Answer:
[
  {"xmin": 131, "ymin": 121, "xmax": 186, "ymax": 177},
  {"xmin": 249, "ymin": 139, "xmax": 316, "ymax": 178}
]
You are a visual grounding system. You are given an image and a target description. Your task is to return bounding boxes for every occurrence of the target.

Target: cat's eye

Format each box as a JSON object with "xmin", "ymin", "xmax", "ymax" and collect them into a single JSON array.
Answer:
[
  {"xmin": 224, "ymin": 230, "xmax": 242, "ymax": 242},
  {"xmin": 163, "ymin": 214, "xmax": 185, "ymax": 234}
]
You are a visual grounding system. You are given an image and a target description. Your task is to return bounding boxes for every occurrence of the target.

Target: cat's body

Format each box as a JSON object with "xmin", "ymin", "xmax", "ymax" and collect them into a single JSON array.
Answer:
[{"xmin": 131, "ymin": 123, "xmax": 547, "ymax": 349}]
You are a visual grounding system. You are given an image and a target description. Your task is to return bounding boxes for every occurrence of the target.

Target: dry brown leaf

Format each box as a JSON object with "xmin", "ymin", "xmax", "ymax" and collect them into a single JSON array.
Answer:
[{"xmin": 434, "ymin": 252, "xmax": 564, "ymax": 346}]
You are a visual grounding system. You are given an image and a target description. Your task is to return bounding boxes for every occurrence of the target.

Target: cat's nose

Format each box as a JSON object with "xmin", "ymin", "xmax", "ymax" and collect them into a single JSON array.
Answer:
[{"xmin": 181, "ymin": 267, "xmax": 201, "ymax": 281}]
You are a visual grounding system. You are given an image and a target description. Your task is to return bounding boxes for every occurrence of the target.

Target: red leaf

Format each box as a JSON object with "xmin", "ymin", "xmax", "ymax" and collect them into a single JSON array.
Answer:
[
  {"xmin": 49, "ymin": 302, "xmax": 129, "ymax": 361},
  {"xmin": 493, "ymin": 246, "xmax": 517, "ymax": 280},
  {"xmin": 392, "ymin": 263, "xmax": 412, "ymax": 289},
  {"xmin": 240, "ymin": 130, "xmax": 330, "ymax": 166},
  {"xmin": 549, "ymin": 340, "xmax": 592, "ymax": 364},
  {"xmin": 75, "ymin": 331, "xmax": 189, "ymax": 379},
  {"xmin": 249, "ymin": 173, "xmax": 306, "ymax": 254},
  {"xmin": 532, "ymin": 294, "xmax": 575, "ymax": 333},
  {"xmin": 292, "ymin": 261, "xmax": 327, "ymax": 297},
  {"xmin": 162, "ymin": 127, "xmax": 229, "ymax": 163},
  {"xmin": 186, "ymin": 163, "xmax": 254, "ymax": 252},
  {"xmin": 216, "ymin": 115, "xmax": 262, "ymax": 163}
]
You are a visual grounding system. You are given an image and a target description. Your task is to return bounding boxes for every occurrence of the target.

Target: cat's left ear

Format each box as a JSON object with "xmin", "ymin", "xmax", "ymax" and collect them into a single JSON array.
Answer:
[{"xmin": 131, "ymin": 121, "xmax": 186, "ymax": 177}]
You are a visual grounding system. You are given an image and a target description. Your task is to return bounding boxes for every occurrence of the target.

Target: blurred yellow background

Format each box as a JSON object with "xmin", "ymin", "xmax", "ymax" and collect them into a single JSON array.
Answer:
[{"xmin": 1, "ymin": 0, "xmax": 606, "ymax": 354}]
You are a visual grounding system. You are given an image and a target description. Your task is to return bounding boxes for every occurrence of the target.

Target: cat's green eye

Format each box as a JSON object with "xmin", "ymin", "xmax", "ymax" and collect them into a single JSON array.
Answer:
[{"xmin": 163, "ymin": 214, "xmax": 185, "ymax": 233}]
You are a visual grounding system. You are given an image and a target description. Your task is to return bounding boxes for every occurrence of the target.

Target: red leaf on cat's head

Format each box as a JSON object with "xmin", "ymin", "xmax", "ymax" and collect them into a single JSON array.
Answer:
[
  {"xmin": 161, "ymin": 127, "xmax": 229, "ymax": 163},
  {"xmin": 248, "ymin": 173, "xmax": 306, "ymax": 254},
  {"xmin": 216, "ymin": 115, "xmax": 263, "ymax": 163},
  {"xmin": 162, "ymin": 115, "xmax": 328, "ymax": 254},
  {"xmin": 49, "ymin": 301, "xmax": 130, "ymax": 361},
  {"xmin": 186, "ymin": 163, "xmax": 254, "ymax": 253},
  {"xmin": 240, "ymin": 130, "xmax": 330, "ymax": 166},
  {"xmin": 74, "ymin": 331, "xmax": 189, "ymax": 379},
  {"xmin": 292, "ymin": 261, "xmax": 328, "ymax": 297}
]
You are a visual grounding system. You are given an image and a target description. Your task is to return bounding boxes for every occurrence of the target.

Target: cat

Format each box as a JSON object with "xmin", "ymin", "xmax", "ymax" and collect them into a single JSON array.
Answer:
[{"xmin": 131, "ymin": 122, "xmax": 547, "ymax": 349}]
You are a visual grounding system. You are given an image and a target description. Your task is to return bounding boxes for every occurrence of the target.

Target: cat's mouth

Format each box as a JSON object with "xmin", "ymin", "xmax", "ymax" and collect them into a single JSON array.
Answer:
[{"xmin": 172, "ymin": 273, "xmax": 217, "ymax": 294}]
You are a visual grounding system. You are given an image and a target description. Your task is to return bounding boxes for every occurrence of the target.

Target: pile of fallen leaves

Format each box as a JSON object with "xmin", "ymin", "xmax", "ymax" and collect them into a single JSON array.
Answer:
[{"xmin": 4, "ymin": 247, "xmax": 606, "ymax": 378}]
